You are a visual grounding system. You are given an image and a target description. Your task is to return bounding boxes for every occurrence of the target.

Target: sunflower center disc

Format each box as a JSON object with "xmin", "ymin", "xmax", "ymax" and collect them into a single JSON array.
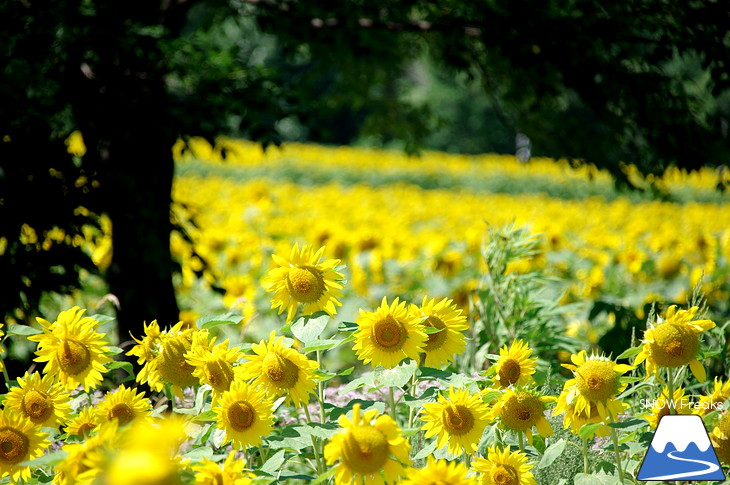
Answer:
[
  {"xmin": 77, "ymin": 422, "xmax": 96, "ymax": 438},
  {"xmin": 109, "ymin": 403, "xmax": 135, "ymax": 426},
  {"xmin": 442, "ymin": 404, "xmax": 475, "ymax": 436},
  {"xmin": 227, "ymin": 401, "xmax": 255, "ymax": 431},
  {"xmin": 0, "ymin": 427, "xmax": 29, "ymax": 465},
  {"xmin": 23, "ymin": 390, "xmax": 53, "ymax": 423},
  {"xmin": 575, "ymin": 360, "xmax": 617, "ymax": 401},
  {"xmin": 342, "ymin": 425, "xmax": 389, "ymax": 474},
  {"xmin": 56, "ymin": 339, "xmax": 91, "ymax": 375},
  {"xmin": 502, "ymin": 392, "xmax": 541, "ymax": 431},
  {"xmin": 499, "ymin": 359, "xmax": 522, "ymax": 386},
  {"xmin": 286, "ymin": 267, "xmax": 325, "ymax": 303},
  {"xmin": 491, "ymin": 464, "xmax": 519, "ymax": 485},
  {"xmin": 651, "ymin": 323, "xmax": 699, "ymax": 367},
  {"xmin": 205, "ymin": 359, "xmax": 235, "ymax": 393},
  {"xmin": 157, "ymin": 336, "xmax": 199, "ymax": 388},
  {"xmin": 372, "ymin": 316, "xmax": 406, "ymax": 351},
  {"xmin": 262, "ymin": 352, "xmax": 299, "ymax": 389},
  {"xmin": 423, "ymin": 316, "xmax": 447, "ymax": 351}
]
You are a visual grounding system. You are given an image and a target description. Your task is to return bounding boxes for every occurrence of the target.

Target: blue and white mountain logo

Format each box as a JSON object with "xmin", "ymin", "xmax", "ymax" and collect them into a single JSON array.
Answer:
[{"xmin": 637, "ymin": 414, "xmax": 725, "ymax": 481}]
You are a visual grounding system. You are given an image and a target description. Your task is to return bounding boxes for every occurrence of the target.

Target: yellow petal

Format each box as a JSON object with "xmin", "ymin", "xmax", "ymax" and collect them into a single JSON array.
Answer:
[{"xmin": 689, "ymin": 359, "xmax": 707, "ymax": 383}]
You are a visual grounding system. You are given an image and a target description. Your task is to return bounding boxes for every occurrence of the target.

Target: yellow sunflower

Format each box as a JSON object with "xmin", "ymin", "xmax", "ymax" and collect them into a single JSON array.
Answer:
[
  {"xmin": 324, "ymin": 403, "xmax": 411, "ymax": 485},
  {"xmin": 558, "ymin": 350, "xmax": 633, "ymax": 421},
  {"xmin": 634, "ymin": 305, "xmax": 715, "ymax": 382},
  {"xmin": 695, "ymin": 377, "xmax": 730, "ymax": 417},
  {"xmin": 353, "ymin": 297, "xmax": 427, "ymax": 369},
  {"xmin": 644, "ymin": 386, "xmax": 691, "ymax": 428},
  {"xmin": 213, "ymin": 381, "xmax": 275, "ymax": 450},
  {"xmin": 491, "ymin": 340, "xmax": 537, "ymax": 389},
  {"xmin": 409, "ymin": 296, "xmax": 468, "ymax": 368},
  {"xmin": 420, "ymin": 386, "xmax": 490, "ymax": 456},
  {"xmin": 711, "ymin": 412, "xmax": 730, "ymax": 465},
  {"xmin": 128, "ymin": 321, "xmax": 201, "ymax": 394},
  {"xmin": 64, "ymin": 406, "xmax": 99, "ymax": 439},
  {"xmin": 185, "ymin": 333, "xmax": 243, "ymax": 397},
  {"xmin": 401, "ymin": 456, "xmax": 477, "ymax": 485},
  {"xmin": 0, "ymin": 409, "xmax": 50, "ymax": 482},
  {"xmin": 264, "ymin": 243, "xmax": 345, "ymax": 323},
  {"xmin": 553, "ymin": 390, "xmax": 627, "ymax": 438},
  {"xmin": 55, "ymin": 421, "xmax": 120, "ymax": 485},
  {"xmin": 489, "ymin": 389, "xmax": 554, "ymax": 445},
  {"xmin": 192, "ymin": 450, "xmax": 254, "ymax": 485},
  {"xmin": 4, "ymin": 371, "xmax": 72, "ymax": 428},
  {"xmin": 29, "ymin": 306, "xmax": 112, "ymax": 391},
  {"xmin": 239, "ymin": 331, "xmax": 318, "ymax": 407},
  {"xmin": 472, "ymin": 446, "xmax": 537, "ymax": 485},
  {"xmin": 95, "ymin": 385, "xmax": 152, "ymax": 427}
]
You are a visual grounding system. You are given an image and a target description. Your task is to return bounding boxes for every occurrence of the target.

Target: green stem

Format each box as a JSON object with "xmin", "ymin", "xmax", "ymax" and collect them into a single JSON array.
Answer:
[
  {"xmin": 303, "ymin": 405, "xmax": 324, "ymax": 474},
  {"xmin": 388, "ymin": 386, "xmax": 397, "ymax": 422},
  {"xmin": 582, "ymin": 438, "xmax": 589, "ymax": 474},
  {"xmin": 608, "ymin": 415, "xmax": 625, "ymax": 484},
  {"xmin": 407, "ymin": 370, "xmax": 418, "ymax": 429},
  {"xmin": 316, "ymin": 350, "xmax": 326, "ymax": 424},
  {"xmin": 666, "ymin": 367, "xmax": 677, "ymax": 415},
  {"xmin": 517, "ymin": 430, "xmax": 525, "ymax": 452}
]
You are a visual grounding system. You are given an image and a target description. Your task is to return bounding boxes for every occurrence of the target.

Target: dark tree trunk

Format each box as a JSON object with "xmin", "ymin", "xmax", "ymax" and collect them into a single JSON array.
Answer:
[{"xmin": 70, "ymin": 3, "xmax": 183, "ymax": 344}]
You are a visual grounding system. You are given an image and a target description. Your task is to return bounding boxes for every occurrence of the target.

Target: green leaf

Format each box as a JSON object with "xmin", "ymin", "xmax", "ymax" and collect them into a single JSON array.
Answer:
[
  {"xmin": 106, "ymin": 346, "xmax": 124, "ymax": 355},
  {"xmin": 196, "ymin": 312, "xmax": 243, "ymax": 330},
  {"xmin": 578, "ymin": 422, "xmax": 604, "ymax": 440},
  {"xmin": 337, "ymin": 366, "xmax": 355, "ymax": 376},
  {"xmin": 309, "ymin": 467, "xmax": 337, "ymax": 485},
  {"xmin": 183, "ymin": 446, "xmax": 214, "ymax": 461},
  {"xmin": 418, "ymin": 367, "xmax": 453, "ymax": 380},
  {"xmin": 88, "ymin": 313, "xmax": 116, "ymax": 324},
  {"xmin": 423, "ymin": 326, "xmax": 444, "ymax": 334},
  {"xmin": 538, "ymin": 439, "xmax": 566, "ymax": 468},
  {"xmin": 303, "ymin": 338, "xmax": 340, "ymax": 353},
  {"xmin": 341, "ymin": 373, "xmax": 377, "ymax": 393},
  {"xmin": 573, "ymin": 472, "xmax": 622, "ymax": 485},
  {"xmin": 338, "ymin": 321, "xmax": 358, "ymax": 332},
  {"xmin": 105, "ymin": 361, "xmax": 134, "ymax": 381},
  {"xmin": 21, "ymin": 450, "xmax": 68, "ymax": 467},
  {"xmin": 7, "ymin": 324, "xmax": 42, "ymax": 336},
  {"xmin": 615, "ymin": 346, "xmax": 641, "ymax": 360},
  {"xmin": 414, "ymin": 439, "xmax": 438, "ymax": 460},
  {"xmin": 607, "ymin": 417, "xmax": 647, "ymax": 431},
  {"xmin": 260, "ymin": 449, "xmax": 287, "ymax": 476},
  {"xmin": 297, "ymin": 422, "xmax": 340, "ymax": 440},
  {"xmin": 193, "ymin": 410, "xmax": 218, "ymax": 422},
  {"xmin": 373, "ymin": 361, "xmax": 417, "ymax": 387},
  {"xmin": 291, "ymin": 312, "xmax": 330, "ymax": 344}
]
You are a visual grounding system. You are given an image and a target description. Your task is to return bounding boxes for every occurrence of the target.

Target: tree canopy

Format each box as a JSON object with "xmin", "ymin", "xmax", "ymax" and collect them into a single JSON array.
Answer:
[{"xmin": 2, "ymin": 0, "xmax": 728, "ymax": 351}]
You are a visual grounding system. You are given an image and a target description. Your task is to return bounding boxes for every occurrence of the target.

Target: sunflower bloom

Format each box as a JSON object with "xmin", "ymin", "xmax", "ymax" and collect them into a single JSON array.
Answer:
[
  {"xmin": 95, "ymin": 385, "xmax": 152, "ymax": 427},
  {"xmin": 409, "ymin": 296, "xmax": 468, "ymax": 368},
  {"xmin": 353, "ymin": 297, "xmax": 427, "ymax": 369},
  {"xmin": 324, "ymin": 403, "xmax": 411, "ymax": 485},
  {"xmin": 695, "ymin": 377, "xmax": 730, "ymax": 417},
  {"xmin": 127, "ymin": 321, "xmax": 201, "ymax": 394},
  {"xmin": 29, "ymin": 306, "xmax": 112, "ymax": 391},
  {"xmin": 634, "ymin": 305, "xmax": 715, "ymax": 382},
  {"xmin": 0, "ymin": 409, "xmax": 50, "ymax": 482},
  {"xmin": 711, "ymin": 412, "xmax": 730, "ymax": 465},
  {"xmin": 239, "ymin": 331, "xmax": 318, "ymax": 407},
  {"xmin": 489, "ymin": 389, "xmax": 554, "ymax": 445},
  {"xmin": 557, "ymin": 350, "xmax": 633, "ymax": 421},
  {"xmin": 64, "ymin": 406, "xmax": 99, "ymax": 439},
  {"xmin": 55, "ymin": 422, "xmax": 121, "ymax": 485},
  {"xmin": 491, "ymin": 340, "xmax": 537, "ymax": 388},
  {"xmin": 553, "ymin": 392, "xmax": 627, "ymax": 438},
  {"xmin": 4, "ymin": 371, "xmax": 72, "ymax": 429},
  {"xmin": 472, "ymin": 446, "xmax": 537, "ymax": 485},
  {"xmin": 264, "ymin": 243, "xmax": 345, "ymax": 323},
  {"xmin": 192, "ymin": 450, "xmax": 254, "ymax": 485},
  {"xmin": 213, "ymin": 381, "xmax": 275, "ymax": 450},
  {"xmin": 644, "ymin": 386, "xmax": 691, "ymax": 428},
  {"xmin": 186, "ymin": 333, "xmax": 244, "ymax": 398},
  {"xmin": 420, "ymin": 386, "xmax": 490, "ymax": 456},
  {"xmin": 402, "ymin": 456, "xmax": 477, "ymax": 485}
]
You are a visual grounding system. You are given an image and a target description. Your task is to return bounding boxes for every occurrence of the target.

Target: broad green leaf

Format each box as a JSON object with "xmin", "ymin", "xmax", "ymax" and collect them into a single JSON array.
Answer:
[
  {"xmin": 21, "ymin": 449, "xmax": 68, "ymax": 467},
  {"xmin": 291, "ymin": 312, "xmax": 329, "ymax": 344},
  {"xmin": 615, "ymin": 346, "xmax": 641, "ymax": 360},
  {"xmin": 7, "ymin": 324, "xmax": 42, "ymax": 336},
  {"xmin": 607, "ymin": 417, "xmax": 647, "ymax": 431},
  {"xmin": 423, "ymin": 326, "xmax": 444, "ymax": 335},
  {"xmin": 303, "ymin": 338, "xmax": 341, "ymax": 353},
  {"xmin": 193, "ymin": 410, "xmax": 218, "ymax": 422},
  {"xmin": 538, "ymin": 439, "xmax": 566, "ymax": 468},
  {"xmin": 578, "ymin": 422, "xmax": 604, "ymax": 440},
  {"xmin": 196, "ymin": 312, "xmax": 243, "ymax": 330},
  {"xmin": 338, "ymin": 321, "xmax": 358, "ymax": 332},
  {"xmin": 88, "ymin": 313, "xmax": 116, "ymax": 324},
  {"xmin": 183, "ymin": 446, "xmax": 214, "ymax": 461},
  {"xmin": 374, "ymin": 361, "xmax": 417, "ymax": 387},
  {"xmin": 414, "ymin": 439, "xmax": 438, "ymax": 459},
  {"xmin": 260, "ymin": 449, "xmax": 287, "ymax": 476},
  {"xmin": 297, "ymin": 422, "xmax": 340, "ymax": 440},
  {"xmin": 573, "ymin": 472, "xmax": 622, "ymax": 485}
]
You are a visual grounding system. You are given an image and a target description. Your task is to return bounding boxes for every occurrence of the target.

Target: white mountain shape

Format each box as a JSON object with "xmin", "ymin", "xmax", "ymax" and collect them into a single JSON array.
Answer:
[{"xmin": 651, "ymin": 414, "xmax": 712, "ymax": 453}]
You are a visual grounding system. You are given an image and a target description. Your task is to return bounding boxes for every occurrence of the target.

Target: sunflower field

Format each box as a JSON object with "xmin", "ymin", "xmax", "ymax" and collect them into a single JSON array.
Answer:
[{"xmin": 4, "ymin": 137, "xmax": 730, "ymax": 484}]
